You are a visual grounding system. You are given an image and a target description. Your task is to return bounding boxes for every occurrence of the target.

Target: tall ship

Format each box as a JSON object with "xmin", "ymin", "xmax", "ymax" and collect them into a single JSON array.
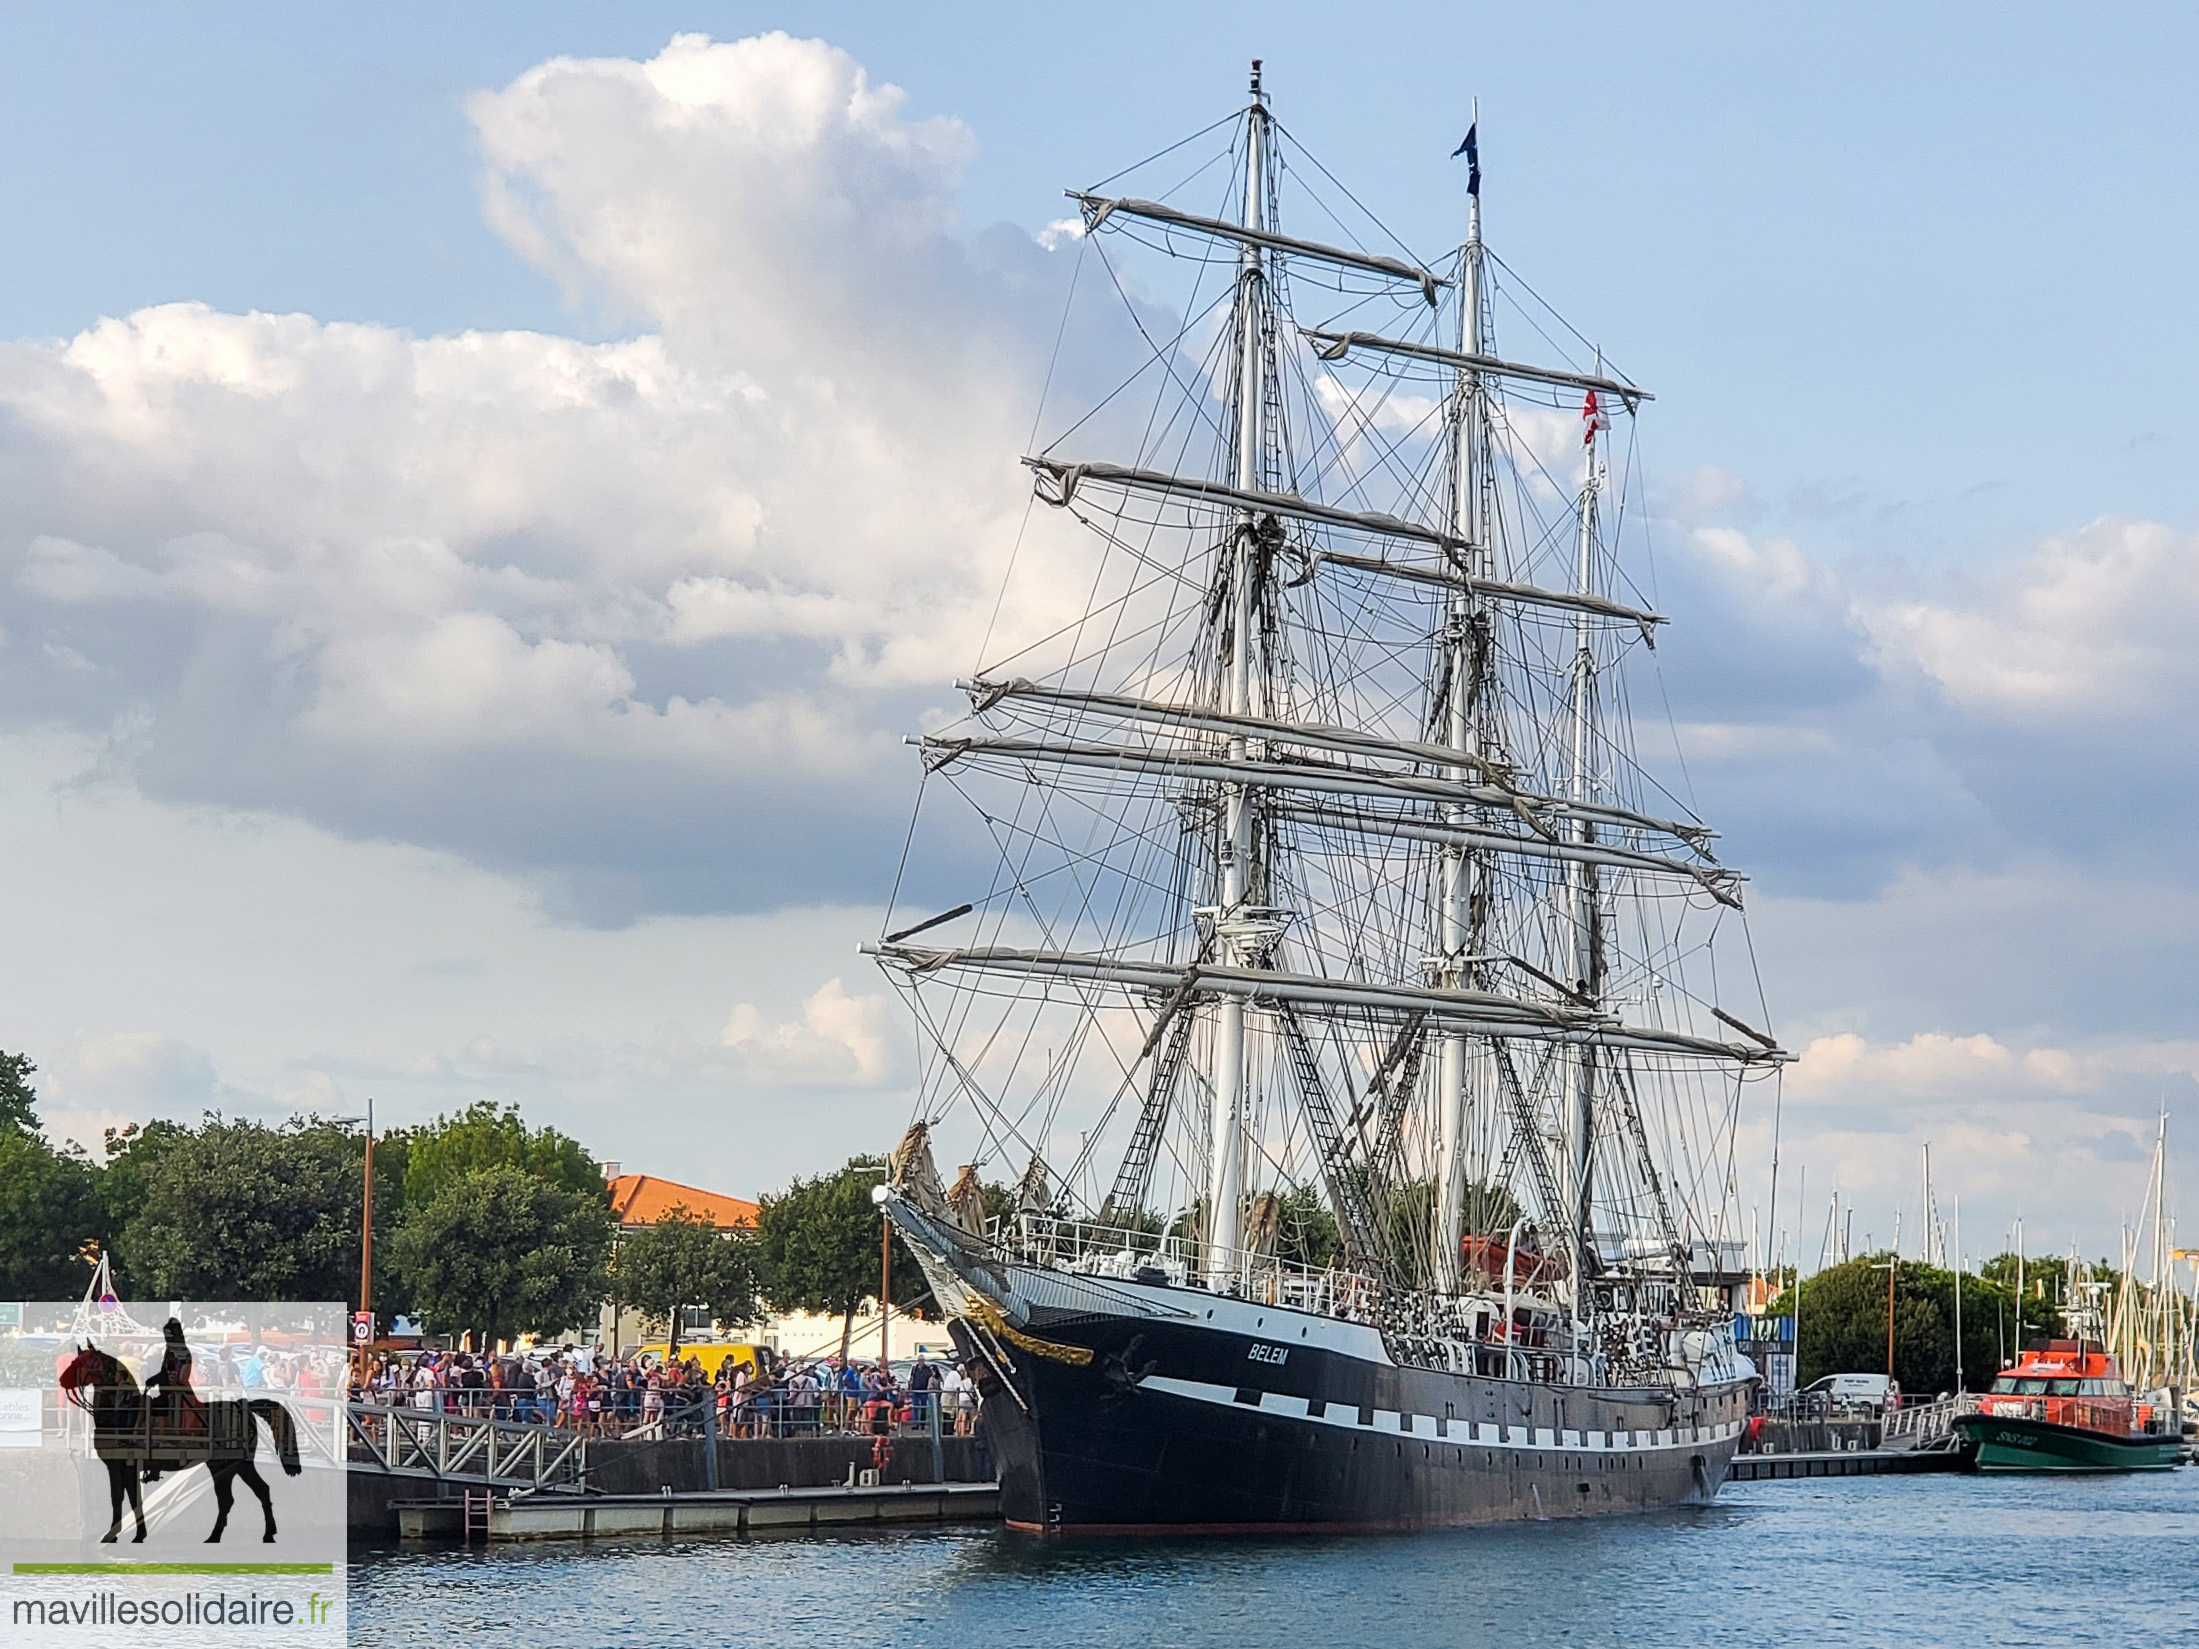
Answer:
[{"xmin": 869, "ymin": 65, "xmax": 1788, "ymax": 1531}]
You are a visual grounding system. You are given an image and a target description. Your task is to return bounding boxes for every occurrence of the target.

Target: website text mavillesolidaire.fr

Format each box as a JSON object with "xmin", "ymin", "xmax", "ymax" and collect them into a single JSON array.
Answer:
[{"xmin": 12, "ymin": 1588, "xmax": 339, "ymax": 1629}]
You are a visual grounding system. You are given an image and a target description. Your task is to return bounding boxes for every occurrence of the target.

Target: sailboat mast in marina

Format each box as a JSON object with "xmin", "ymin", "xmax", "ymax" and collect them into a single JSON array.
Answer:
[{"xmin": 870, "ymin": 63, "xmax": 1789, "ymax": 1531}]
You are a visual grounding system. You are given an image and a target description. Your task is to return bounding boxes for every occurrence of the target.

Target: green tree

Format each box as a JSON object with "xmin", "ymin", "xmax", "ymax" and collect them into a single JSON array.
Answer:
[
  {"xmin": 95, "ymin": 1121, "xmax": 190, "ymax": 1253},
  {"xmin": 1266, "ymin": 1175, "xmax": 1525, "ymax": 1280},
  {"xmin": 120, "ymin": 1117, "xmax": 368, "ymax": 1304},
  {"xmin": 1963, "ymin": 1265, "xmax": 2058, "ymax": 1383},
  {"xmin": 356, "ymin": 1127, "xmax": 412, "ymax": 1323},
  {"xmin": 1457, "ymin": 1180, "xmax": 1528, "ymax": 1241},
  {"xmin": 1275, "ymin": 1183, "xmax": 1343, "ymax": 1270},
  {"xmin": 614, "ymin": 1206, "xmax": 764, "ymax": 1336},
  {"xmin": 1977, "ymin": 1251, "xmax": 2093, "ymax": 1329},
  {"xmin": 0, "ymin": 1129, "xmax": 103, "ymax": 1297},
  {"xmin": 1776, "ymin": 1255, "xmax": 2059, "ymax": 1395},
  {"xmin": 395, "ymin": 1101, "xmax": 605, "ymax": 1210},
  {"xmin": 0, "ymin": 1052, "xmax": 38, "ymax": 1133},
  {"xmin": 388, "ymin": 1164, "xmax": 612, "ymax": 1349},
  {"xmin": 756, "ymin": 1156, "xmax": 929, "ymax": 1359},
  {"xmin": 0, "ymin": 1051, "xmax": 103, "ymax": 1297}
]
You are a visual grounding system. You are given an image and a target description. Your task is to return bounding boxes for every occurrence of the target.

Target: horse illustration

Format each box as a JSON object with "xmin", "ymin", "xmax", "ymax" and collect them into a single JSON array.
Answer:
[{"xmin": 57, "ymin": 1341, "xmax": 302, "ymax": 1544}]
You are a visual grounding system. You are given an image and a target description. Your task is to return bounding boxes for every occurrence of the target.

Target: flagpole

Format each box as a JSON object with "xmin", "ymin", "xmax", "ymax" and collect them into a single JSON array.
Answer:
[{"xmin": 1953, "ymin": 1193, "xmax": 1964, "ymax": 1395}]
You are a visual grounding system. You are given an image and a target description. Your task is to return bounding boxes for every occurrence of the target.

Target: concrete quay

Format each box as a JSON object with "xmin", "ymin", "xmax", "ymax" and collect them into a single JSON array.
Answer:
[{"xmin": 395, "ymin": 1481, "xmax": 1001, "ymax": 1541}]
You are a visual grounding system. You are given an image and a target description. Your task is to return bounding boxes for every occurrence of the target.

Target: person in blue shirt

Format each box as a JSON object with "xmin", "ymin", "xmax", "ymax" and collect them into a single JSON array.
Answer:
[{"xmin": 837, "ymin": 1359, "xmax": 864, "ymax": 1433}]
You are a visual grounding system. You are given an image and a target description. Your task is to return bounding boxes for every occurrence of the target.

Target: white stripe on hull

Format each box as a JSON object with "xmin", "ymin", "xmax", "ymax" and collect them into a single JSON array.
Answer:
[{"xmin": 1140, "ymin": 1373, "xmax": 1742, "ymax": 1451}]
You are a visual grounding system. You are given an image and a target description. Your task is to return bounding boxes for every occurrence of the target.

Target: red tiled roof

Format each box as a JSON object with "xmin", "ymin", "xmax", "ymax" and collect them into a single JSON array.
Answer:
[{"xmin": 607, "ymin": 1173, "xmax": 758, "ymax": 1230}]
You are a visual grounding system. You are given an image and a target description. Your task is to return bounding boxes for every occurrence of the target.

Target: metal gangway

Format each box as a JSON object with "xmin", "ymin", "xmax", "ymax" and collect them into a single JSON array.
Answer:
[
  {"xmin": 344, "ymin": 1400, "xmax": 588, "ymax": 1493},
  {"xmin": 1880, "ymin": 1393, "xmax": 1976, "ymax": 1449}
]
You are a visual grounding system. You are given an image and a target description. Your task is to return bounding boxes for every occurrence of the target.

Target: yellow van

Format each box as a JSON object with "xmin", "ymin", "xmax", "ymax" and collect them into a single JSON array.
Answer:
[{"xmin": 635, "ymin": 1342, "xmax": 766, "ymax": 1381}]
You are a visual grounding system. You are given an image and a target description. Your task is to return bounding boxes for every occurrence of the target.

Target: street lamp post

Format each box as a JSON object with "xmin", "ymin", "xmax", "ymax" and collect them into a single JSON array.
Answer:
[
  {"xmin": 1872, "ymin": 1256, "xmax": 1898, "ymax": 1384},
  {"xmin": 361, "ymin": 1097, "xmax": 375, "ymax": 1346},
  {"xmin": 333, "ymin": 1103, "xmax": 374, "ymax": 1389}
]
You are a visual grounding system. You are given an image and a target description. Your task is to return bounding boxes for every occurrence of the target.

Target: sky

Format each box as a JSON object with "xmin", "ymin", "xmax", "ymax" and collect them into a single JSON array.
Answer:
[{"xmin": 2, "ymin": 2, "xmax": 2196, "ymax": 1269}]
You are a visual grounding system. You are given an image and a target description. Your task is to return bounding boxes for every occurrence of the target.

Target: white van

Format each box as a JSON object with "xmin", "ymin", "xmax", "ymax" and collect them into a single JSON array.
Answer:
[{"xmin": 1800, "ymin": 1372, "xmax": 1900, "ymax": 1413}]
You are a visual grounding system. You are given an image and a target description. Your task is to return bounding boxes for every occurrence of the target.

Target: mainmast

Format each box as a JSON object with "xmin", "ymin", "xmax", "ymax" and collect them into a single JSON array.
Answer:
[
  {"xmin": 1564, "ymin": 359, "xmax": 1607, "ymax": 1277},
  {"xmin": 1207, "ymin": 61, "xmax": 1272, "ymax": 1280},
  {"xmin": 1433, "ymin": 110, "xmax": 1488, "ymax": 1291}
]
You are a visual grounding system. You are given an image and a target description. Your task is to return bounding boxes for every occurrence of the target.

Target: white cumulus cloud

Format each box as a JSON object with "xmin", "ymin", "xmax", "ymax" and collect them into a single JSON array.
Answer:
[
  {"xmin": 720, "ymin": 977, "xmax": 903, "ymax": 1087},
  {"xmin": 0, "ymin": 32, "xmax": 1139, "ymax": 921},
  {"xmin": 1862, "ymin": 516, "xmax": 2199, "ymax": 719}
]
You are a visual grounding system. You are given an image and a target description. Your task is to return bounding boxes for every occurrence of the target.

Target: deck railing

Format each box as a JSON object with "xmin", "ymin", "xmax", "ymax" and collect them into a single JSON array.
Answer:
[
  {"xmin": 1973, "ymin": 1394, "xmax": 2157, "ymax": 1435},
  {"xmin": 991, "ymin": 1213, "xmax": 1683, "ymax": 1388}
]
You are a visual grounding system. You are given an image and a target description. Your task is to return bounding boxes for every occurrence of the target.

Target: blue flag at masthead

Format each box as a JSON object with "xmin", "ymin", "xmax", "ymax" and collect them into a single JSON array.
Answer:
[{"xmin": 1451, "ymin": 123, "xmax": 1480, "ymax": 196}]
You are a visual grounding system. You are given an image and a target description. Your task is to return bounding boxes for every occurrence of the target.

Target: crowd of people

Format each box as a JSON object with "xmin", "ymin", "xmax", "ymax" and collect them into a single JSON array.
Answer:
[
  {"xmin": 124, "ymin": 1334, "xmax": 348, "ymax": 1403},
  {"xmin": 347, "ymin": 1345, "xmax": 982, "ymax": 1440}
]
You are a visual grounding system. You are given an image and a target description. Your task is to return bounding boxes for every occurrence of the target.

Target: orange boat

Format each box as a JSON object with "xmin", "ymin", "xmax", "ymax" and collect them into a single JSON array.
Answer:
[{"xmin": 1955, "ymin": 1340, "xmax": 2183, "ymax": 1473}]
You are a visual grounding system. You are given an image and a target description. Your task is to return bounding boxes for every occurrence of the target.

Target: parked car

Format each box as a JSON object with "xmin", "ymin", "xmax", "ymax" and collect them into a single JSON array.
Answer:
[{"xmin": 1800, "ymin": 1372, "xmax": 1900, "ymax": 1414}]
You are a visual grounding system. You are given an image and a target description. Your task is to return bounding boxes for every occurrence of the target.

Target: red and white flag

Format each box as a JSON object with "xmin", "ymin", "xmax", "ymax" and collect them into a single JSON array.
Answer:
[{"xmin": 1582, "ymin": 389, "xmax": 1610, "ymax": 446}]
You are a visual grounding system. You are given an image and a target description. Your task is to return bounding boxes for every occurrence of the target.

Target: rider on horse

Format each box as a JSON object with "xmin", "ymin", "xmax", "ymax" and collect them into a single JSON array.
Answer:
[
  {"xmin": 61, "ymin": 1335, "xmax": 301, "ymax": 1544},
  {"xmin": 140, "ymin": 1318, "xmax": 200, "ymax": 1482}
]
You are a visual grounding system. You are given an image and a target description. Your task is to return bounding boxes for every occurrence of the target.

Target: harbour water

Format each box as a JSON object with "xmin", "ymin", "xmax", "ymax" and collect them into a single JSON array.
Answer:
[{"xmin": 352, "ymin": 1471, "xmax": 2199, "ymax": 1647}]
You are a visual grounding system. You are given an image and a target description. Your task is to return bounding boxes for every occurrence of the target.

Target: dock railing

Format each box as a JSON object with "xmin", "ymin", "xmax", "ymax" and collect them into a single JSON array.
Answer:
[{"xmin": 1880, "ymin": 1392, "xmax": 1976, "ymax": 1446}]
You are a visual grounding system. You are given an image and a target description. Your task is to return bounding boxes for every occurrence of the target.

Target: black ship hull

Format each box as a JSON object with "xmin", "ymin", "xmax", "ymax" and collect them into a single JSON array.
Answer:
[{"xmin": 950, "ymin": 1286, "xmax": 1748, "ymax": 1533}]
